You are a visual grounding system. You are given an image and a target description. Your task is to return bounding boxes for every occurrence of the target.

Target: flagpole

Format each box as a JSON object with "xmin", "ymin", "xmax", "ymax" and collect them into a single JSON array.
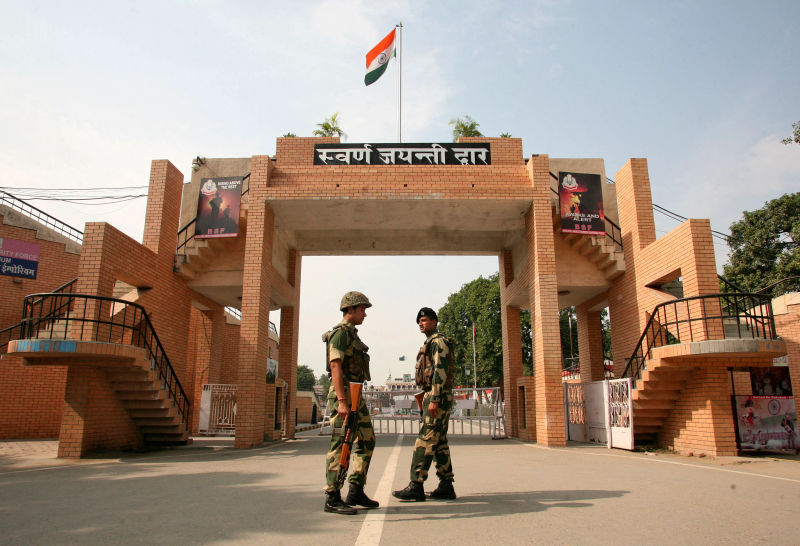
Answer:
[
  {"xmin": 472, "ymin": 322, "xmax": 477, "ymax": 390},
  {"xmin": 396, "ymin": 22, "xmax": 402, "ymax": 142}
]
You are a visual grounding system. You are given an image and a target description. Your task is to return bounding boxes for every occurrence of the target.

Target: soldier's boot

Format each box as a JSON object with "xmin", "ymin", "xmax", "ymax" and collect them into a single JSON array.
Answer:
[
  {"xmin": 426, "ymin": 480, "xmax": 457, "ymax": 500},
  {"xmin": 346, "ymin": 484, "xmax": 380, "ymax": 509},
  {"xmin": 392, "ymin": 481, "xmax": 426, "ymax": 502},
  {"xmin": 324, "ymin": 490, "xmax": 357, "ymax": 515}
]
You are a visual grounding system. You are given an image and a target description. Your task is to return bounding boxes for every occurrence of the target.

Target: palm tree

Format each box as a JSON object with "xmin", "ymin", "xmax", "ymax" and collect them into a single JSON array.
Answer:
[
  {"xmin": 500, "ymin": 132, "xmax": 512, "ymax": 138},
  {"xmin": 449, "ymin": 115, "xmax": 483, "ymax": 141},
  {"xmin": 313, "ymin": 112, "xmax": 347, "ymax": 140}
]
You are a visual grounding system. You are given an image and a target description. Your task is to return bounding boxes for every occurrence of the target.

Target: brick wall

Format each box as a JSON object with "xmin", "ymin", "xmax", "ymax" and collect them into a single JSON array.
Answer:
[{"xmin": 0, "ymin": 208, "xmax": 81, "ymax": 439}]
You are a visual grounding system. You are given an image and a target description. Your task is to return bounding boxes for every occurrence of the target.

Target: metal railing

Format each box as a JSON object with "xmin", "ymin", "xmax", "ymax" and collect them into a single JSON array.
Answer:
[
  {"xmin": 176, "ymin": 173, "xmax": 250, "ymax": 254},
  {"xmin": 1, "ymin": 278, "xmax": 77, "ymax": 353},
  {"xmin": 324, "ymin": 387, "xmax": 508, "ymax": 439},
  {"xmin": 549, "ymin": 172, "xmax": 623, "ymax": 252},
  {"xmin": 621, "ymin": 292, "xmax": 778, "ymax": 383},
  {"xmin": 755, "ymin": 276, "xmax": 800, "ymax": 299},
  {"xmin": 0, "ymin": 190, "xmax": 83, "ymax": 244},
  {"xmin": 19, "ymin": 293, "xmax": 190, "ymax": 426}
]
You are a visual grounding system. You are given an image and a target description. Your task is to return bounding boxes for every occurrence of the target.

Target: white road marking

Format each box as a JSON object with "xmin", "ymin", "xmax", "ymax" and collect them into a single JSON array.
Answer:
[{"xmin": 355, "ymin": 434, "xmax": 404, "ymax": 546}]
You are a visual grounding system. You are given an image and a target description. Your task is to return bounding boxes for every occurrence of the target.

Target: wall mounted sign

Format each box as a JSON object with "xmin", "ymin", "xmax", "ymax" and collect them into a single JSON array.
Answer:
[
  {"xmin": 313, "ymin": 143, "xmax": 491, "ymax": 166},
  {"xmin": 558, "ymin": 172, "xmax": 605, "ymax": 236},
  {"xmin": 0, "ymin": 237, "xmax": 40, "ymax": 279},
  {"xmin": 196, "ymin": 177, "xmax": 243, "ymax": 239}
]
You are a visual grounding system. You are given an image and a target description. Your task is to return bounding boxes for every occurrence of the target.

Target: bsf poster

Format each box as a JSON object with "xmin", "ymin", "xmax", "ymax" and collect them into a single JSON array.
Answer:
[
  {"xmin": 558, "ymin": 172, "xmax": 605, "ymax": 235},
  {"xmin": 196, "ymin": 177, "xmax": 242, "ymax": 239}
]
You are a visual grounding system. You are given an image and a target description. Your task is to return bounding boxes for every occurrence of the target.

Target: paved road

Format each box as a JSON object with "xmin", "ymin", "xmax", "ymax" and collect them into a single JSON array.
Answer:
[{"xmin": 1, "ymin": 433, "xmax": 799, "ymax": 545}]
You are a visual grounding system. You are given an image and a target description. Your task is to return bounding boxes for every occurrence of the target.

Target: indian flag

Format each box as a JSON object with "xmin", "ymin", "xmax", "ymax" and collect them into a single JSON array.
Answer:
[{"xmin": 364, "ymin": 29, "xmax": 396, "ymax": 86}]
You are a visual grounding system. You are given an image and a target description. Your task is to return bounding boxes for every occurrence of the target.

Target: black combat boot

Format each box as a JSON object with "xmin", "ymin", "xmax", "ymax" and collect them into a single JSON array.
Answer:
[
  {"xmin": 426, "ymin": 480, "xmax": 457, "ymax": 500},
  {"xmin": 392, "ymin": 481, "xmax": 425, "ymax": 502},
  {"xmin": 346, "ymin": 484, "xmax": 380, "ymax": 509},
  {"xmin": 324, "ymin": 490, "xmax": 357, "ymax": 515}
]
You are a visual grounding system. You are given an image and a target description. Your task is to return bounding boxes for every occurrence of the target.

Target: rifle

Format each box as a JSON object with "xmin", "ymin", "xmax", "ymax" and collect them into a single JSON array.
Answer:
[
  {"xmin": 414, "ymin": 391, "xmax": 425, "ymax": 412},
  {"xmin": 337, "ymin": 381, "xmax": 363, "ymax": 489}
]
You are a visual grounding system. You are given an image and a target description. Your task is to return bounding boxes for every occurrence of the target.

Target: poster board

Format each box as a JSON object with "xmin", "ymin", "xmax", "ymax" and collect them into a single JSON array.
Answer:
[{"xmin": 558, "ymin": 172, "xmax": 605, "ymax": 235}]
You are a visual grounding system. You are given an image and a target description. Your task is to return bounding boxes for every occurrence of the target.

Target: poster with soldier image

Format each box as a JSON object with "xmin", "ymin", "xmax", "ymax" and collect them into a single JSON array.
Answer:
[
  {"xmin": 558, "ymin": 172, "xmax": 605, "ymax": 235},
  {"xmin": 196, "ymin": 177, "xmax": 243, "ymax": 238}
]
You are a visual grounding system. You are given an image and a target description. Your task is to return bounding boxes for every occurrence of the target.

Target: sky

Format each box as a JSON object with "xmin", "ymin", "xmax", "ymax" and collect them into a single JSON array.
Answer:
[{"xmin": 1, "ymin": 1, "xmax": 798, "ymax": 385}]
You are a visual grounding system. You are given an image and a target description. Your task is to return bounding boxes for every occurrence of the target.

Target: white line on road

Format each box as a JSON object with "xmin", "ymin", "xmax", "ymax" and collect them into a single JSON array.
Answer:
[{"xmin": 355, "ymin": 434, "xmax": 404, "ymax": 546}]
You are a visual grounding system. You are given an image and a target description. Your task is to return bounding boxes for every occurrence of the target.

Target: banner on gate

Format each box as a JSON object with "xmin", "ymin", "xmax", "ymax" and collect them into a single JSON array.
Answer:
[{"xmin": 558, "ymin": 172, "xmax": 605, "ymax": 235}]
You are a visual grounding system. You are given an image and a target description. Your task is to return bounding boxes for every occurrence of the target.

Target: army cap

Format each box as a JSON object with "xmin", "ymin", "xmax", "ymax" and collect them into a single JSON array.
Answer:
[
  {"xmin": 340, "ymin": 291, "xmax": 372, "ymax": 310},
  {"xmin": 416, "ymin": 307, "xmax": 438, "ymax": 323}
]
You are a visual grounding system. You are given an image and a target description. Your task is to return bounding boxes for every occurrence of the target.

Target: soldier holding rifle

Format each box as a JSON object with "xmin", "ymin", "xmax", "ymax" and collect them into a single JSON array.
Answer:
[
  {"xmin": 393, "ymin": 307, "xmax": 457, "ymax": 502},
  {"xmin": 321, "ymin": 291, "xmax": 379, "ymax": 515}
]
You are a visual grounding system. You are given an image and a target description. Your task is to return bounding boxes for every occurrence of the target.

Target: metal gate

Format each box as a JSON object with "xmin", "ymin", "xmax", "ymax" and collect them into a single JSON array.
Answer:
[
  {"xmin": 319, "ymin": 387, "xmax": 506, "ymax": 439},
  {"xmin": 563, "ymin": 378, "xmax": 633, "ymax": 450},
  {"xmin": 198, "ymin": 383, "xmax": 237, "ymax": 436}
]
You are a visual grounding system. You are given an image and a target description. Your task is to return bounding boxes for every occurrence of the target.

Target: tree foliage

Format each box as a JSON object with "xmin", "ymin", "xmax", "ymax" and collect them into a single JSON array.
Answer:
[
  {"xmin": 723, "ymin": 193, "xmax": 800, "ymax": 293},
  {"xmin": 297, "ymin": 364, "xmax": 316, "ymax": 391},
  {"xmin": 500, "ymin": 132, "xmax": 512, "ymax": 138},
  {"xmin": 317, "ymin": 372, "xmax": 331, "ymax": 393},
  {"xmin": 449, "ymin": 115, "xmax": 483, "ymax": 141},
  {"xmin": 312, "ymin": 112, "xmax": 347, "ymax": 139},
  {"xmin": 781, "ymin": 121, "xmax": 800, "ymax": 146}
]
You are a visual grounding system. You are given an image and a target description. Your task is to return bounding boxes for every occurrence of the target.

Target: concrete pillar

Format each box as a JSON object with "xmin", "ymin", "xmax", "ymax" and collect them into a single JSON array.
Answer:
[
  {"xmin": 526, "ymin": 155, "xmax": 566, "ymax": 446},
  {"xmin": 236, "ymin": 156, "xmax": 274, "ymax": 449}
]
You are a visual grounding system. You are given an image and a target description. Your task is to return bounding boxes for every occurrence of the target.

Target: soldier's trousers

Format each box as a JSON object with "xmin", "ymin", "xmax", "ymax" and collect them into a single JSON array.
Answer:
[
  {"xmin": 410, "ymin": 391, "xmax": 454, "ymax": 483},
  {"xmin": 324, "ymin": 384, "xmax": 375, "ymax": 492}
]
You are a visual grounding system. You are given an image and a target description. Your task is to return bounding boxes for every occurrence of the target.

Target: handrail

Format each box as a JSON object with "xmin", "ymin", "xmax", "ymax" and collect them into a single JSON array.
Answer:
[
  {"xmin": 0, "ymin": 190, "xmax": 83, "ymax": 244},
  {"xmin": 621, "ymin": 292, "xmax": 778, "ymax": 383},
  {"xmin": 19, "ymin": 293, "xmax": 190, "ymax": 426},
  {"xmin": 718, "ymin": 274, "xmax": 747, "ymax": 294},
  {"xmin": 549, "ymin": 172, "xmax": 623, "ymax": 252},
  {"xmin": 176, "ymin": 173, "xmax": 250, "ymax": 254},
  {"xmin": 1, "ymin": 278, "xmax": 77, "ymax": 353},
  {"xmin": 754, "ymin": 276, "xmax": 800, "ymax": 298}
]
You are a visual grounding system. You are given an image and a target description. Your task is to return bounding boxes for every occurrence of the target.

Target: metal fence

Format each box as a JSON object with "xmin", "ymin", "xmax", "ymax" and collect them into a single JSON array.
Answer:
[{"xmin": 320, "ymin": 387, "xmax": 506, "ymax": 439}]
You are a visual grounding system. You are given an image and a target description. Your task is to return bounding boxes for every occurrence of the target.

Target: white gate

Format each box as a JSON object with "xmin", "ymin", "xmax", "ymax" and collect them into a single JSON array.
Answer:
[
  {"xmin": 198, "ymin": 384, "xmax": 237, "ymax": 436},
  {"xmin": 563, "ymin": 378, "xmax": 634, "ymax": 450}
]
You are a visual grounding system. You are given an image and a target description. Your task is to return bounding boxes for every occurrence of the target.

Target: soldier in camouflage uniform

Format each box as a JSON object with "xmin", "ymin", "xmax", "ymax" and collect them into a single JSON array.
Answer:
[
  {"xmin": 393, "ymin": 307, "xmax": 457, "ymax": 502},
  {"xmin": 322, "ymin": 291, "xmax": 379, "ymax": 515}
]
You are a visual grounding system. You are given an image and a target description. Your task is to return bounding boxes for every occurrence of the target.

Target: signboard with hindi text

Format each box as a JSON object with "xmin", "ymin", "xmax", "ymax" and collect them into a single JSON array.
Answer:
[
  {"xmin": 313, "ymin": 143, "xmax": 491, "ymax": 166},
  {"xmin": 558, "ymin": 172, "xmax": 605, "ymax": 236},
  {"xmin": 0, "ymin": 237, "xmax": 40, "ymax": 279}
]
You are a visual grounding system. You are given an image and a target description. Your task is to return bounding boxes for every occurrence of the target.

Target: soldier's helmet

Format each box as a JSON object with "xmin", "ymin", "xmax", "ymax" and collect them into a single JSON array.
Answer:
[{"xmin": 340, "ymin": 291, "xmax": 372, "ymax": 310}]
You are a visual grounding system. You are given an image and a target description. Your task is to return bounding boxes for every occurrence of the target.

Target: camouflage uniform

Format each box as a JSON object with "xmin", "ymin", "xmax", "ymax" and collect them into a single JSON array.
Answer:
[
  {"xmin": 410, "ymin": 330, "xmax": 456, "ymax": 483},
  {"xmin": 323, "ymin": 320, "xmax": 375, "ymax": 493}
]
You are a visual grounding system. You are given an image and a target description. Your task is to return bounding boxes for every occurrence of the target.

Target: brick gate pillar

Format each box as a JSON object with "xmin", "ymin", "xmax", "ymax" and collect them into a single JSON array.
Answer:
[
  {"xmin": 526, "ymin": 155, "xmax": 566, "ymax": 446},
  {"xmin": 278, "ymin": 249, "xmax": 301, "ymax": 439},
  {"xmin": 236, "ymin": 155, "xmax": 274, "ymax": 448},
  {"xmin": 499, "ymin": 250, "xmax": 523, "ymax": 438}
]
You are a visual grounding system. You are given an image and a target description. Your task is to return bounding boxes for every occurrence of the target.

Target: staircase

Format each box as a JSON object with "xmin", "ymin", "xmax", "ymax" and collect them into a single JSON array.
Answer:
[
  {"xmin": 630, "ymin": 360, "xmax": 693, "ymax": 444},
  {"xmin": 561, "ymin": 232, "xmax": 626, "ymax": 281},
  {"xmin": 105, "ymin": 360, "xmax": 188, "ymax": 445},
  {"xmin": 8, "ymin": 292, "xmax": 191, "ymax": 450}
]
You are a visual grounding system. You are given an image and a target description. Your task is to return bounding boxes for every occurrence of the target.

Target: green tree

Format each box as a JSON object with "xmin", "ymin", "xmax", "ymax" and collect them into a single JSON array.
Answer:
[
  {"xmin": 449, "ymin": 115, "xmax": 483, "ymax": 141},
  {"xmin": 781, "ymin": 121, "xmax": 800, "ymax": 146},
  {"xmin": 282, "ymin": 132, "xmax": 297, "ymax": 137},
  {"xmin": 297, "ymin": 364, "xmax": 316, "ymax": 391},
  {"xmin": 723, "ymin": 192, "xmax": 800, "ymax": 294},
  {"xmin": 438, "ymin": 273, "xmax": 503, "ymax": 387},
  {"xmin": 500, "ymin": 132, "xmax": 512, "ymax": 138},
  {"xmin": 559, "ymin": 307, "xmax": 578, "ymax": 368},
  {"xmin": 313, "ymin": 112, "xmax": 347, "ymax": 139},
  {"xmin": 318, "ymin": 372, "xmax": 331, "ymax": 394}
]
